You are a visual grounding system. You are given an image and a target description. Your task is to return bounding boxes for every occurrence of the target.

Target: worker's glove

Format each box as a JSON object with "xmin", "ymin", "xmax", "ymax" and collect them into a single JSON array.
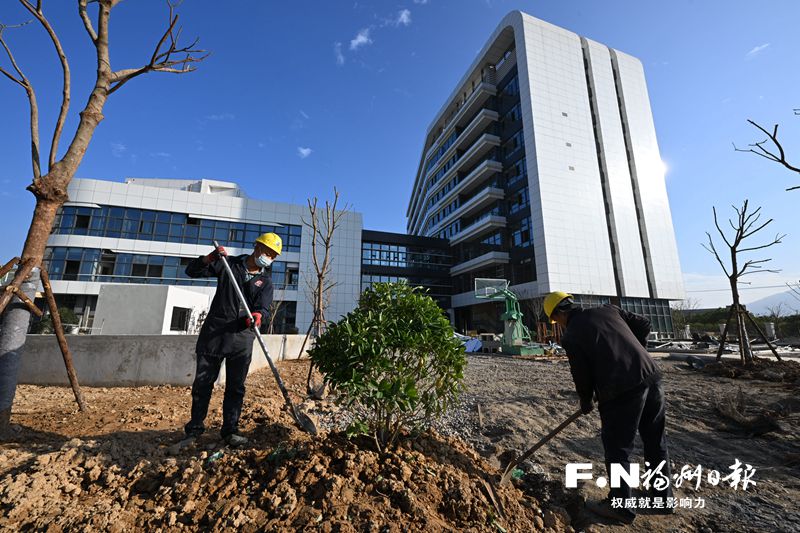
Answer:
[
  {"xmin": 580, "ymin": 397, "xmax": 594, "ymax": 415},
  {"xmin": 205, "ymin": 245, "xmax": 227, "ymax": 263},
  {"xmin": 245, "ymin": 312, "xmax": 262, "ymax": 329}
]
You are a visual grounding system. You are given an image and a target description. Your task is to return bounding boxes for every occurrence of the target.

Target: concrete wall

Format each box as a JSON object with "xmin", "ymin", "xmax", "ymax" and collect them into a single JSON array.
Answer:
[
  {"xmin": 93, "ymin": 285, "xmax": 210, "ymax": 335},
  {"xmin": 161, "ymin": 287, "xmax": 211, "ymax": 335},
  {"xmin": 93, "ymin": 285, "xmax": 168, "ymax": 335},
  {"xmin": 18, "ymin": 334, "xmax": 311, "ymax": 387}
]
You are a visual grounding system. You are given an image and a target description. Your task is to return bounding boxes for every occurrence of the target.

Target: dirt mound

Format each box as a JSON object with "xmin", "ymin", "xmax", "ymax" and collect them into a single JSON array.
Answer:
[
  {"xmin": 0, "ymin": 359, "xmax": 575, "ymax": 532},
  {"xmin": 0, "ymin": 427, "xmax": 572, "ymax": 532},
  {"xmin": 702, "ymin": 358, "xmax": 800, "ymax": 383}
]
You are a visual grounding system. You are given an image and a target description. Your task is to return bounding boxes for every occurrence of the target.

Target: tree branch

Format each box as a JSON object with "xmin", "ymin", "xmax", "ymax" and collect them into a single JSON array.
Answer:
[
  {"xmin": 736, "ymin": 119, "xmax": 800, "ymax": 191},
  {"xmin": 0, "ymin": 20, "xmax": 41, "ymax": 180},
  {"xmin": 78, "ymin": 0, "xmax": 98, "ymax": 42},
  {"xmin": 107, "ymin": 1, "xmax": 207, "ymax": 95},
  {"xmin": 712, "ymin": 207, "xmax": 732, "ymax": 248},
  {"xmin": 19, "ymin": 0, "xmax": 71, "ymax": 170},
  {"xmin": 738, "ymin": 233, "xmax": 785, "ymax": 253}
]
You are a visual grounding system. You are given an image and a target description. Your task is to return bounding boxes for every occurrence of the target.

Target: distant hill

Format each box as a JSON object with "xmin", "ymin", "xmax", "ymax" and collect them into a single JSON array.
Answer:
[{"xmin": 744, "ymin": 290, "xmax": 800, "ymax": 316}]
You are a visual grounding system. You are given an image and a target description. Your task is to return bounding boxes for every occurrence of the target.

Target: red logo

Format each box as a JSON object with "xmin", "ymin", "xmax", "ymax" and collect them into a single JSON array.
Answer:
[{"xmin": 255, "ymin": 280, "xmax": 263, "ymax": 287}]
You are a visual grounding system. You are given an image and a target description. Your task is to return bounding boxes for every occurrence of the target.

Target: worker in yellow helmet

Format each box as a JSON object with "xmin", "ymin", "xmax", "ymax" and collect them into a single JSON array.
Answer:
[
  {"xmin": 182, "ymin": 233, "xmax": 282, "ymax": 447},
  {"xmin": 544, "ymin": 291, "xmax": 671, "ymax": 525}
]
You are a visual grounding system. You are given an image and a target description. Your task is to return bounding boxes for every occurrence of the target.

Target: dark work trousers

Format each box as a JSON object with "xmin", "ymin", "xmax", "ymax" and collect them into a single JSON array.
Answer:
[
  {"xmin": 598, "ymin": 379, "xmax": 672, "ymax": 506},
  {"xmin": 185, "ymin": 348, "xmax": 252, "ymax": 438}
]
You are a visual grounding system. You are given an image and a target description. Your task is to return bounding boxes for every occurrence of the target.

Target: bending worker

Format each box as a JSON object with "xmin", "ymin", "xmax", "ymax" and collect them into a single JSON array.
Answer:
[
  {"xmin": 183, "ymin": 233, "xmax": 281, "ymax": 447},
  {"xmin": 544, "ymin": 291, "xmax": 672, "ymax": 525}
]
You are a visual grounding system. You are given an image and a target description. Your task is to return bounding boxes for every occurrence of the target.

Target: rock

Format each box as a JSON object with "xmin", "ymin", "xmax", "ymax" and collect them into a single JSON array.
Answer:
[
  {"xmin": 542, "ymin": 510, "xmax": 560, "ymax": 529},
  {"xmin": 534, "ymin": 516, "xmax": 544, "ymax": 530},
  {"xmin": 62, "ymin": 438, "xmax": 84, "ymax": 450}
]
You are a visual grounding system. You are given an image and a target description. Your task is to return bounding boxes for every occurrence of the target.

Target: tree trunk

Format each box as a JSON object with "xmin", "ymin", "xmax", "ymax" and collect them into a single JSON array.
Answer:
[
  {"xmin": 0, "ymin": 193, "xmax": 66, "ymax": 433},
  {"xmin": 716, "ymin": 305, "xmax": 735, "ymax": 361},
  {"xmin": 0, "ymin": 268, "xmax": 40, "ymax": 434}
]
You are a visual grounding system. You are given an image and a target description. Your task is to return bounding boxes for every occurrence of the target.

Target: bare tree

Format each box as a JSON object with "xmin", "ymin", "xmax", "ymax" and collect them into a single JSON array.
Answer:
[
  {"xmin": 298, "ymin": 189, "xmax": 348, "ymax": 393},
  {"xmin": 735, "ymin": 118, "xmax": 799, "ymax": 191},
  {"xmin": 765, "ymin": 303, "xmax": 786, "ymax": 339},
  {"xmin": 702, "ymin": 200, "xmax": 785, "ymax": 364},
  {"xmin": 0, "ymin": 0, "xmax": 205, "ymax": 430},
  {"xmin": 267, "ymin": 287, "xmax": 286, "ymax": 334},
  {"xmin": 671, "ymin": 297, "xmax": 700, "ymax": 339}
]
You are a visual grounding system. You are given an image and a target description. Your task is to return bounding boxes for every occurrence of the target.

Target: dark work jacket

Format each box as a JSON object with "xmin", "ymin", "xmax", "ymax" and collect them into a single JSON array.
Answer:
[
  {"xmin": 186, "ymin": 254, "xmax": 273, "ymax": 356},
  {"xmin": 560, "ymin": 305, "xmax": 661, "ymax": 405}
]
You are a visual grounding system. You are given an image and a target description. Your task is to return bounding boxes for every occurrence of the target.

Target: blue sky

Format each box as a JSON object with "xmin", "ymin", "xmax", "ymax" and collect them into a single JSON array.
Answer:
[{"xmin": 1, "ymin": 0, "xmax": 798, "ymax": 308}]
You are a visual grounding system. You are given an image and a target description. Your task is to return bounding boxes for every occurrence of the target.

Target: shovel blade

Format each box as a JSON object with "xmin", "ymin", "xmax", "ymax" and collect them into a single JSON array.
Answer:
[
  {"xmin": 294, "ymin": 410, "xmax": 319, "ymax": 436},
  {"xmin": 499, "ymin": 462, "xmax": 518, "ymax": 487}
]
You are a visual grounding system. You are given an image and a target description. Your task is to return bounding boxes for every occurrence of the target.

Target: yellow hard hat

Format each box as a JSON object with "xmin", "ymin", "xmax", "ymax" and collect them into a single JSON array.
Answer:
[
  {"xmin": 255, "ymin": 232, "xmax": 282, "ymax": 255},
  {"xmin": 544, "ymin": 291, "xmax": 573, "ymax": 321}
]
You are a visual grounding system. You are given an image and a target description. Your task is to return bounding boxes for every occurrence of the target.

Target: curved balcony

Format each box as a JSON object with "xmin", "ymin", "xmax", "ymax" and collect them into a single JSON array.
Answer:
[
  {"xmin": 426, "ymin": 133, "xmax": 501, "ymax": 204},
  {"xmin": 449, "ymin": 215, "xmax": 506, "ymax": 246},
  {"xmin": 450, "ymin": 250, "xmax": 510, "ymax": 276},
  {"xmin": 427, "ymin": 186, "xmax": 504, "ymax": 235},
  {"xmin": 411, "ymin": 134, "xmax": 501, "ymax": 234},
  {"xmin": 423, "ymin": 108, "xmax": 499, "ymax": 186},
  {"xmin": 423, "ymin": 81, "xmax": 497, "ymax": 162}
]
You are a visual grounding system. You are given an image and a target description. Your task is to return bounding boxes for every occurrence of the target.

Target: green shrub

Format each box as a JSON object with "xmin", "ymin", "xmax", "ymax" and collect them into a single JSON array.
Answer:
[
  {"xmin": 30, "ymin": 306, "xmax": 78, "ymax": 334},
  {"xmin": 309, "ymin": 281, "xmax": 466, "ymax": 452}
]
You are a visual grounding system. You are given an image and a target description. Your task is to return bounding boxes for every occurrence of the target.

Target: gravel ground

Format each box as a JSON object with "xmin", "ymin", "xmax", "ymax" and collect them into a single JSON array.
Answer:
[{"xmin": 434, "ymin": 353, "xmax": 800, "ymax": 532}]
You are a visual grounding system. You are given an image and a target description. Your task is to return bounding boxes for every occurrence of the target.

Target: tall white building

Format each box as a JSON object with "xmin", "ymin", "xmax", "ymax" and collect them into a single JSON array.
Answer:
[
  {"xmin": 45, "ymin": 178, "xmax": 363, "ymax": 333},
  {"xmin": 407, "ymin": 11, "xmax": 683, "ymax": 334}
]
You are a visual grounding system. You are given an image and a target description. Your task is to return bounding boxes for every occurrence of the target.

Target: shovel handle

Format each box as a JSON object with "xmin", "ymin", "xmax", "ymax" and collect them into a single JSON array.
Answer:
[
  {"xmin": 212, "ymin": 240, "xmax": 254, "ymax": 322},
  {"xmin": 210, "ymin": 241, "xmax": 316, "ymax": 435},
  {"xmin": 500, "ymin": 408, "xmax": 583, "ymax": 484}
]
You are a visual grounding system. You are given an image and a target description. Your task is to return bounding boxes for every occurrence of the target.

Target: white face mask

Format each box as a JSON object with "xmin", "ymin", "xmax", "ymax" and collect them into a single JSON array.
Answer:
[{"xmin": 255, "ymin": 254, "xmax": 273, "ymax": 268}]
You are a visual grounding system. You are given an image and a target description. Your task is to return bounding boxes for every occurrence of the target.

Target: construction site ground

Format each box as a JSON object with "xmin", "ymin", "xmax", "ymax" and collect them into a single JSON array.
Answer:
[{"xmin": 2, "ymin": 354, "xmax": 799, "ymax": 532}]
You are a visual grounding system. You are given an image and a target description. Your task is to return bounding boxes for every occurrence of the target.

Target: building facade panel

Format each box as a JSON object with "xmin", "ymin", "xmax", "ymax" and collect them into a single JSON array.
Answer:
[
  {"xmin": 583, "ymin": 39, "xmax": 650, "ymax": 297},
  {"xmin": 516, "ymin": 13, "xmax": 617, "ymax": 296},
  {"xmin": 612, "ymin": 51, "xmax": 684, "ymax": 300}
]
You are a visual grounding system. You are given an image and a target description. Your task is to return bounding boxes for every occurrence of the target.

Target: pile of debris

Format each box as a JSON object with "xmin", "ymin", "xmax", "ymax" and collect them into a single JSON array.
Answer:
[
  {"xmin": 702, "ymin": 358, "xmax": 800, "ymax": 384},
  {"xmin": 0, "ymin": 427, "xmax": 575, "ymax": 532}
]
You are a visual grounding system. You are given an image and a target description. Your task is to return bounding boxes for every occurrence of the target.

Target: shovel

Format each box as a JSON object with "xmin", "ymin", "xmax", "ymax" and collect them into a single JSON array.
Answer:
[
  {"xmin": 213, "ymin": 240, "xmax": 318, "ymax": 435},
  {"xmin": 498, "ymin": 408, "xmax": 582, "ymax": 486}
]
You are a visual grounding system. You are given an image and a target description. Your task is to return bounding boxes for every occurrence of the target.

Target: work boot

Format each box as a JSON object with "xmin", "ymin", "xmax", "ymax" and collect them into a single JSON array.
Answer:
[
  {"xmin": 223, "ymin": 433, "xmax": 249, "ymax": 448},
  {"xmin": 586, "ymin": 497, "xmax": 636, "ymax": 524}
]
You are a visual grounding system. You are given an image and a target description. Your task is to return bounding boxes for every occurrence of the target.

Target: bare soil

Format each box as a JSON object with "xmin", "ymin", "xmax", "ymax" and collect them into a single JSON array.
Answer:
[
  {"xmin": 1, "ymin": 355, "xmax": 799, "ymax": 532},
  {"xmin": 439, "ymin": 354, "xmax": 800, "ymax": 532}
]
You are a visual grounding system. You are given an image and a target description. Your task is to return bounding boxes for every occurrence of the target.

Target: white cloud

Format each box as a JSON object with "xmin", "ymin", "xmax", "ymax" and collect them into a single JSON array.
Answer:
[
  {"xmin": 396, "ymin": 9, "xmax": 411, "ymax": 26},
  {"xmin": 745, "ymin": 43, "xmax": 770, "ymax": 59},
  {"xmin": 413, "ymin": 0, "xmax": 428, "ymax": 4},
  {"xmin": 297, "ymin": 146, "xmax": 312, "ymax": 159},
  {"xmin": 334, "ymin": 42, "xmax": 345, "ymax": 65},
  {"xmin": 350, "ymin": 28, "xmax": 372, "ymax": 51},
  {"xmin": 110, "ymin": 142, "xmax": 127, "ymax": 158},
  {"xmin": 299, "ymin": 110, "xmax": 310, "ymax": 120},
  {"xmin": 204, "ymin": 113, "xmax": 235, "ymax": 121},
  {"xmin": 150, "ymin": 152, "xmax": 171, "ymax": 158}
]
